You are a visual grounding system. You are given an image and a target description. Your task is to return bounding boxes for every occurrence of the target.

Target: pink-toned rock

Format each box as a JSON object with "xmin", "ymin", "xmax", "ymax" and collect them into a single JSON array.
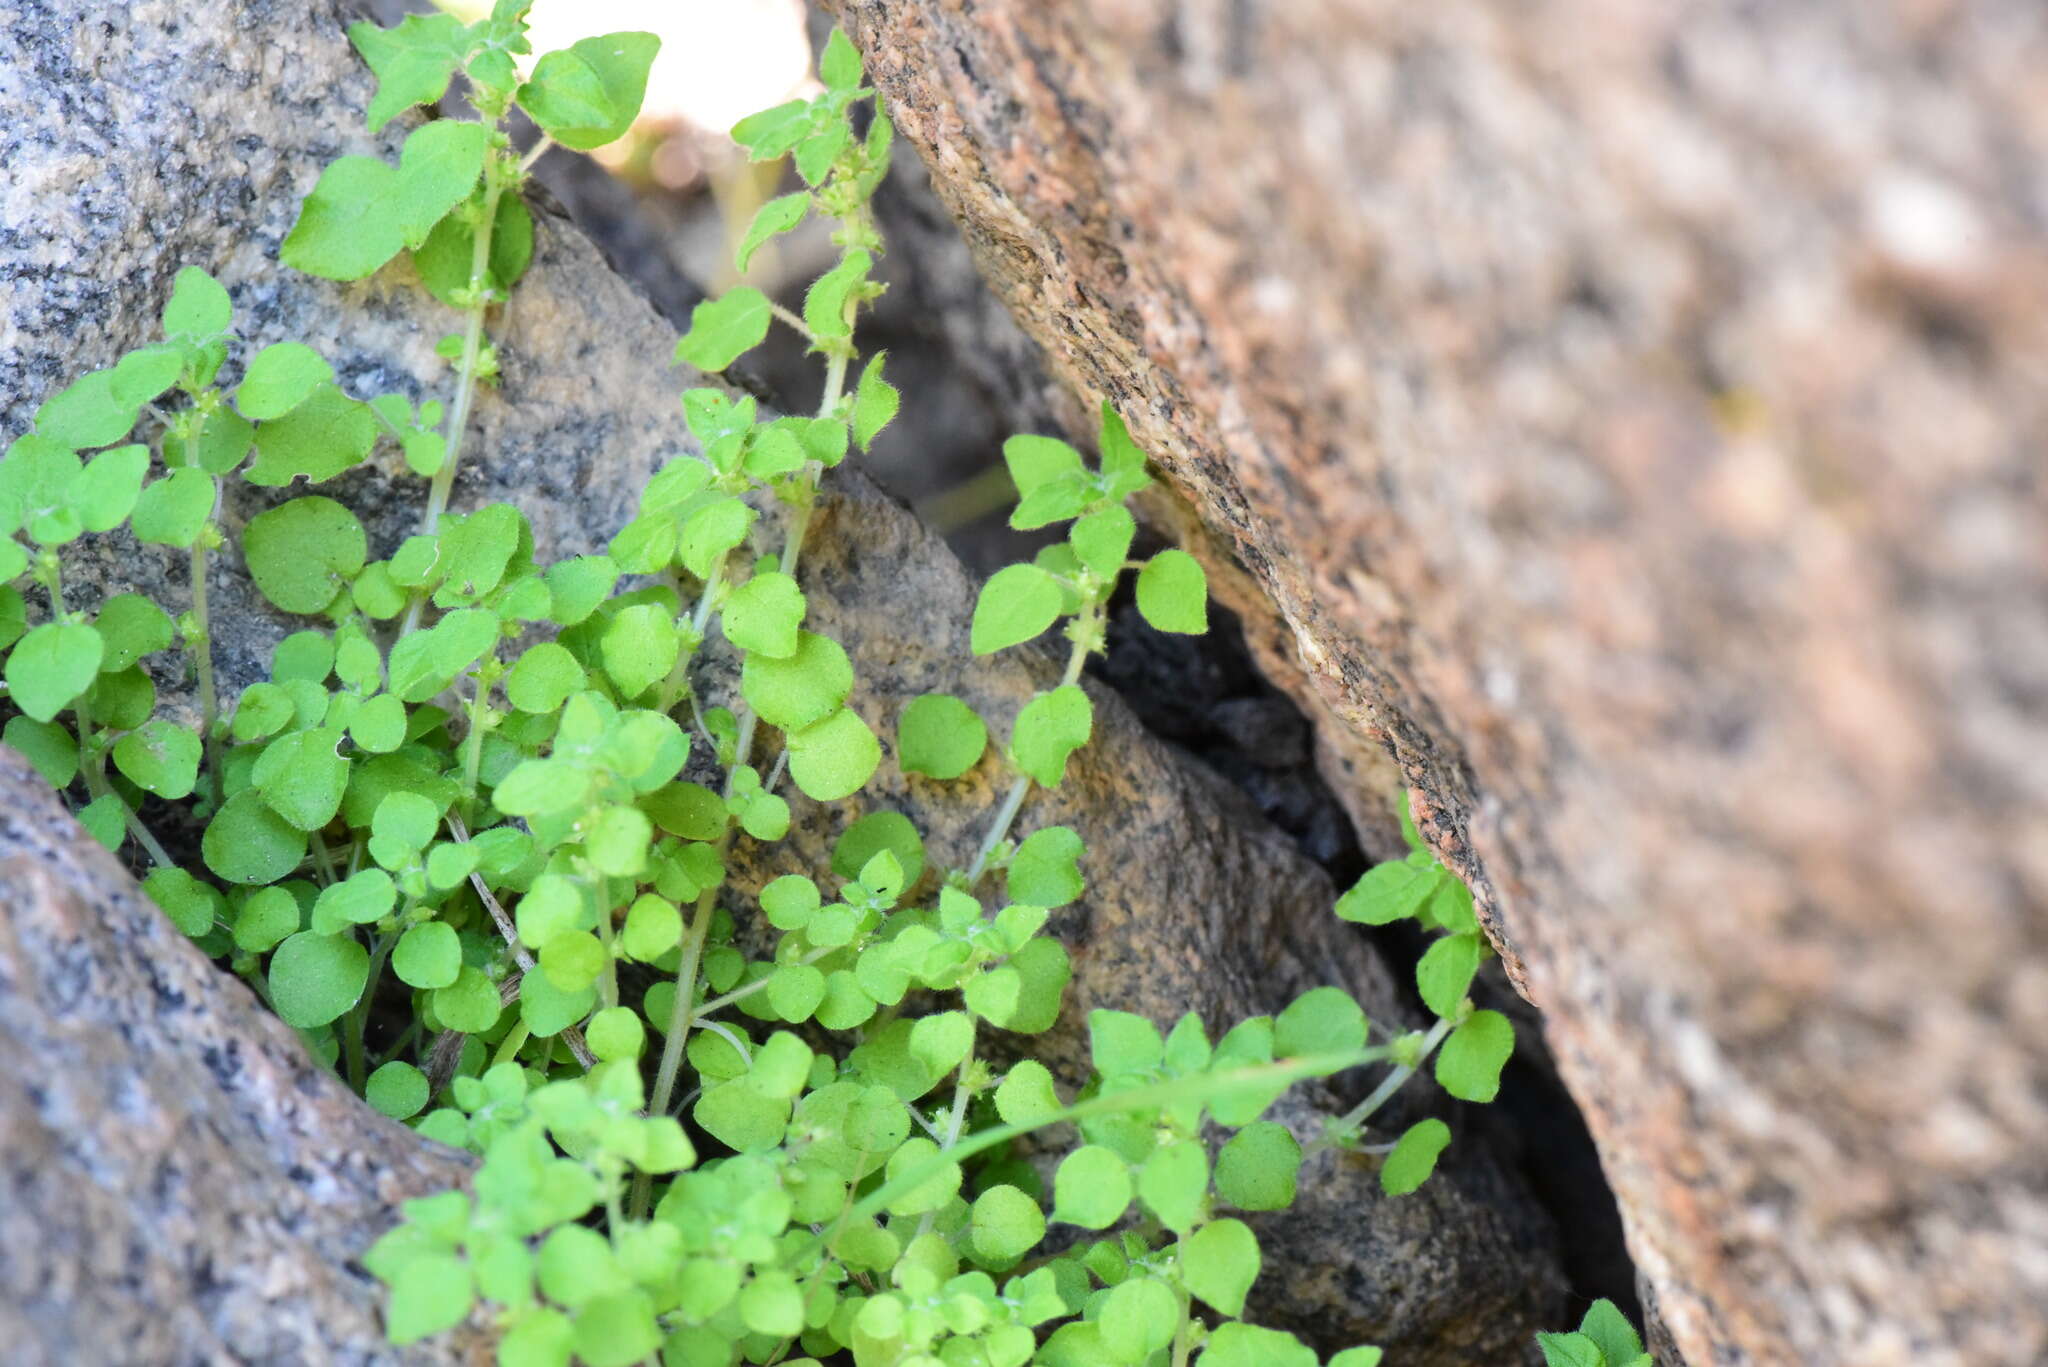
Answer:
[{"xmin": 826, "ymin": 1, "xmax": 2048, "ymax": 1361}]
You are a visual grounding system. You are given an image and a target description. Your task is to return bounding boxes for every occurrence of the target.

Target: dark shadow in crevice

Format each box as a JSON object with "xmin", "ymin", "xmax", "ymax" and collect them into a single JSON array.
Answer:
[{"xmin": 1095, "ymin": 577, "xmax": 1640, "ymax": 1327}]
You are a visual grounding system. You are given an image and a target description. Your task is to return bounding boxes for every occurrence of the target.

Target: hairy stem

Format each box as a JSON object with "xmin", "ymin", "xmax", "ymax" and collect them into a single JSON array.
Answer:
[
  {"xmin": 965, "ymin": 597, "xmax": 1104, "ymax": 885},
  {"xmin": 1170, "ymin": 1299, "xmax": 1195, "ymax": 1367},
  {"xmin": 766, "ymin": 299, "xmax": 810, "ymax": 339},
  {"xmin": 1332, "ymin": 1013, "xmax": 1457, "ymax": 1135},
  {"xmin": 399, "ymin": 135, "xmax": 507, "ymax": 637},
  {"xmin": 419, "ymin": 146, "xmax": 506, "ymax": 537}
]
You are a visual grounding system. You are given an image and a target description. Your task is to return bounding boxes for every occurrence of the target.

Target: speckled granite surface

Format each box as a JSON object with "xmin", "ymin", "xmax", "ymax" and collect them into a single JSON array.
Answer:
[{"xmin": 0, "ymin": 748, "xmax": 489, "ymax": 1365}]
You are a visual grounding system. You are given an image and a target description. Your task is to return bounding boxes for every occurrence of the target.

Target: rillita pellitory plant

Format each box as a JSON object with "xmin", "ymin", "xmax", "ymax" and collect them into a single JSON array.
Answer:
[{"xmin": 0, "ymin": 6, "xmax": 1519, "ymax": 1364}]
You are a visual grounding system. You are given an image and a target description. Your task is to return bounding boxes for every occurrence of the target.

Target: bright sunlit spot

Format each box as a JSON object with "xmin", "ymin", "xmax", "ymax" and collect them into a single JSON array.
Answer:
[{"xmin": 445, "ymin": 0, "xmax": 816, "ymax": 138}]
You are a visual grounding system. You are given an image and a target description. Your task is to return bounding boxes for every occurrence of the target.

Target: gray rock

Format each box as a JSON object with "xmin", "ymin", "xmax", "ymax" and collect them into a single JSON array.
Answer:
[
  {"xmin": 0, "ymin": 747, "xmax": 487, "ymax": 1365},
  {"xmin": 0, "ymin": 0, "xmax": 1566, "ymax": 1361}
]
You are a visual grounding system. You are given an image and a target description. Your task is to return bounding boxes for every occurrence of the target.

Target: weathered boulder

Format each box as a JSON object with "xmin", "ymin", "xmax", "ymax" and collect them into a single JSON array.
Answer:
[
  {"xmin": 825, "ymin": 1, "xmax": 2048, "ymax": 1363},
  {"xmin": 0, "ymin": 0, "xmax": 1566, "ymax": 1359},
  {"xmin": 0, "ymin": 748, "xmax": 491, "ymax": 1365}
]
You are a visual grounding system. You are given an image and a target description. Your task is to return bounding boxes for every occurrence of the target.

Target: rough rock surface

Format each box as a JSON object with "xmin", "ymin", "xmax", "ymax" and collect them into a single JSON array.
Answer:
[
  {"xmin": 0, "ymin": 748, "xmax": 489, "ymax": 1366},
  {"xmin": 824, "ymin": 2, "xmax": 2048, "ymax": 1364},
  {"xmin": 0, "ymin": 0, "xmax": 1567, "ymax": 1360}
]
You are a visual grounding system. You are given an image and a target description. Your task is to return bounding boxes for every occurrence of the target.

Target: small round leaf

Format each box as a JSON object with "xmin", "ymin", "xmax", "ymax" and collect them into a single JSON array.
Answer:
[
  {"xmin": 367, "ymin": 1061, "xmax": 430, "ymax": 1120},
  {"xmin": 203, "ymin": 788, "xmax": 308, "ymax": 884},
  {"xmin": 243, "ymin": 496, "xmax": 367, "ymax": 615},
  {"xmin": 393, "ymin": 921, "xmax": 461, "ymax": 989},
  {"xmin": 970, "ymin": 564, "xmax": 1062, "ymax": 656},
  {"xmin": 268, "ymin": 930, "xmax": 369, "ymax": 1028},
  {"xmin": 1135, "ymin": 548, "xmax": 1208, "ymax": 634},
  {"xmin": 897, "ymin": 693, "xmax": 987, "ymax": 780},
  {"xmin": 1380, "ymin": 1118, "xmax": 1451, "ymax": 1197},
  {"xmin": 787, "ymin": 706, "xmax": 880, "ymax": 802}
]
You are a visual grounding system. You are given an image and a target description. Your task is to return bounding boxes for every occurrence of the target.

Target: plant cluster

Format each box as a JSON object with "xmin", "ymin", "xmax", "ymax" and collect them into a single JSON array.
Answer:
[{"xmin": 0, "ymin": 6, "xmax": 1526, "ymax": 1364}]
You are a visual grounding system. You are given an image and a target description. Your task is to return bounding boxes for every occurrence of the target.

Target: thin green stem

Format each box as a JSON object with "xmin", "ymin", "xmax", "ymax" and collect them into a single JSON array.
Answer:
[
  {"xmin": 1331, "ymin": 1014, "xmax": 1457, "ymax": 1135},
  {"xmin": 634, "ymin": 877, "xmax": 720, "ymax": 1216},
  {"xmin": 766, "ymin": 299, "xmax": 810, "ymax": 339},
  {"xmin": 39, "ymin": 554, "xmax": 66, "ymax": 621},
  {"xmin": 694, "ymin": 945, "xmax": 832, "ymax": 1019},
  {"xmin": 835, "ymin": 1049, "xmax": 1386, "ymax": 1237},
  {"xmin": 492, "ymin": 1022, "xmax": 531, "ymax": 1068},
  {"xmin": 1170, "ymin": 1296, "xmax": 1195, "ymax": 1367},
  {"xmin": 459, "ymin": 660, "xmax": 497, "ymax": 824},
  {"xmin": 420, "ymin": 144, "xmax": 506, "ymax": 538},
  {"xmin": 926, "ymin": 569, "xmax": 1084, "ymax": 1222},
  {"xmin": 190, "ymin": 537, "xmax": 222, "ymax": 805},
  {"xmin": 86, "ymin": 750, "xmax": 174, "ymax": 870},
  {"xmin": 443, "ymin": 813, "xmax": 595, "ymax": 1070},
  {"xmin": 399, "ymin": 135, "xmax": 508, "ymax": 637},
  {"xmin": 964, "ymin": 597, "xmax": 1104, "ymax": 886},
  {"xmin": 966, "ymin": 776, "xmax": 1031, "ymax": 887},
  {"xmin": 309, "ymin": 830, "xmax": 338, "ymax": 885},
  {"xmin": 58, "ymin": 543, "xmax": 173, "ymax": 869},
  {"xmin": 344, "ymin": 931, "xmax": 395, "ymax": 1094},
  {"xmin": 655, "ymin": 560, "xmax": 725, "ymax": 714},
  {"xmin": 604, "ymin": 1167, "xmax": 625, "ymax": 1246},
  {"xmin": 517, "ymin": 135, "xmax": 555, "ymax": 173},
  {"xmin": 636, "ymin": 305, "xmax": 856, "ymax": 1219},
  {"xmin": 591, "ymin": 871, "xmax": 620, "ymax": 1011},
  {"xmin": 180, "ymin": 410, "xmax": 224, "ymax": 805},
  {"xmin": 377, "ymin": 1016, "xmax": 424, "ymax": 1068},
  {"xmin": 917, "ymin": 1035, "xmax": 977, "ymax": 1238}
]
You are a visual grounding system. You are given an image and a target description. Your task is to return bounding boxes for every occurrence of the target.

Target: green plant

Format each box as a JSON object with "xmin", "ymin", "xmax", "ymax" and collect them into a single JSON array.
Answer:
[
  {"xmin": 0, "ymin": 7, "xmax": 1520, "ymax": 1364},
  {"xmin": 1536, "ymin": 1300, "xmax": 1654, "ymax": 1367}
]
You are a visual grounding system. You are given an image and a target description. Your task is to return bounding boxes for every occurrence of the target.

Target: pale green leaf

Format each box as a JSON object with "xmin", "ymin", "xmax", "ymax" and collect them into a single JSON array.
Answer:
[
  {"xmin": 971, "ymin": 564, "xmax": 1062, "ymax": 656},
  {"xmin": 673, "ymin": 287, "xmax": 770, "ymax": 372}
]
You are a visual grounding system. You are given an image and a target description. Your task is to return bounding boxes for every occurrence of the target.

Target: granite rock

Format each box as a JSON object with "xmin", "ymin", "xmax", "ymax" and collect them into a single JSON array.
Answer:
[
  {"xmin": 823, "ymin": 1, "xmax": 2048, "ymax": 1362},
  {"xmin": 0, "ymin": 747, "xmax": 489, "ymax": 1366}
]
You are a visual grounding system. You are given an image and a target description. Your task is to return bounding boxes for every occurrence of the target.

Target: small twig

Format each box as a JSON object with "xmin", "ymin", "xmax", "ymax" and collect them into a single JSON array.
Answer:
[
  {"xmin": 425, "ymin": 814, "xmax": 596, "ymax": 1086},
  {"xmin": 425, "ymin": 968, "xmax": 594, "ymax": 1093}
]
